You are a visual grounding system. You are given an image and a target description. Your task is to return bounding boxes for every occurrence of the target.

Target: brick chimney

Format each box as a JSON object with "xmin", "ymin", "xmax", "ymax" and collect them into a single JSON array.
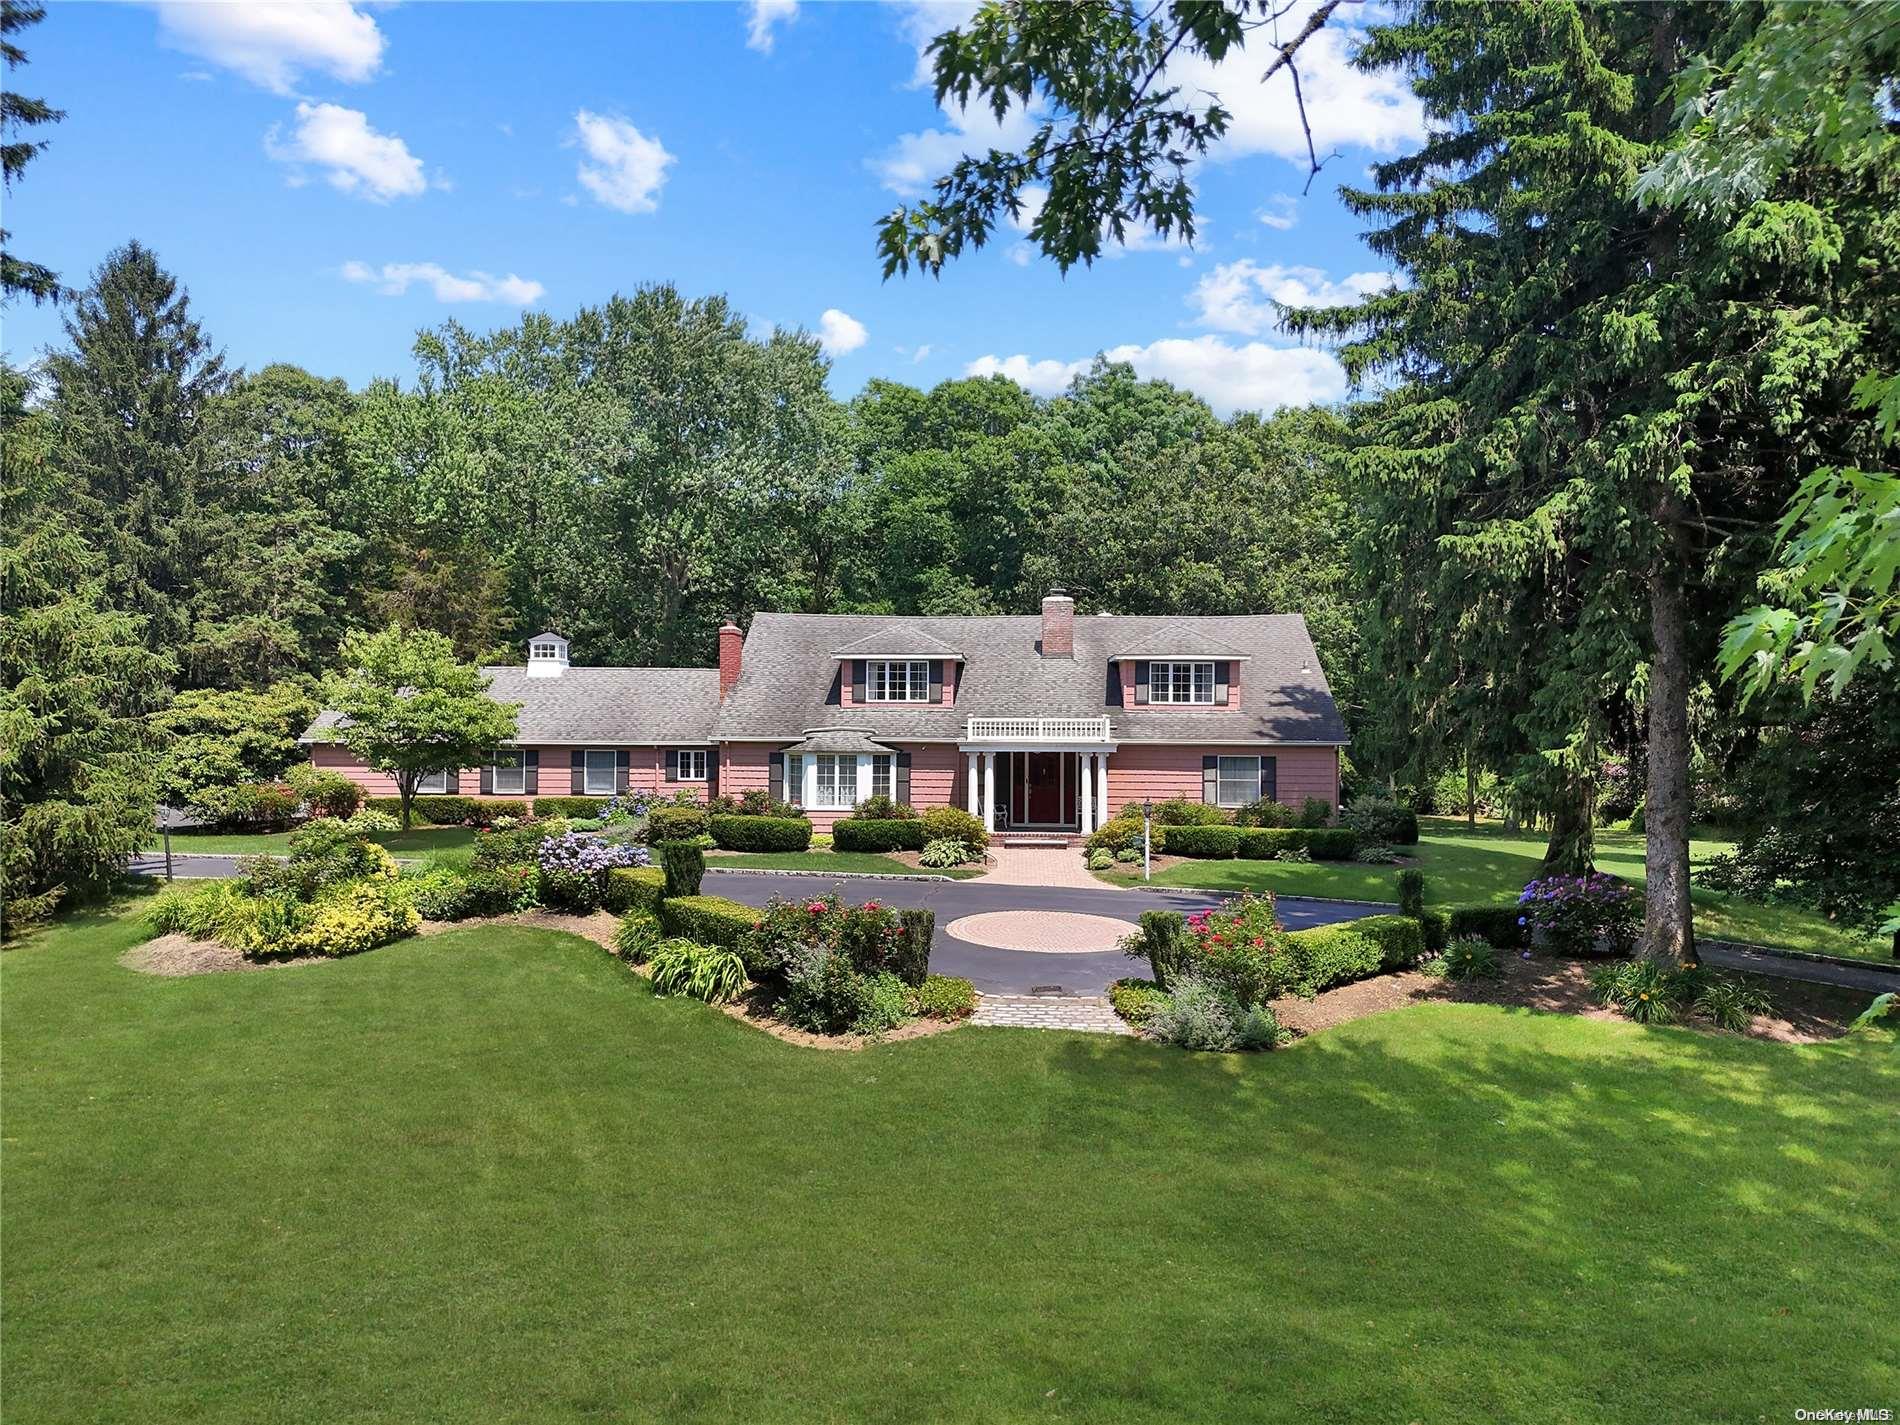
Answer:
[
  {"xmin": 717, "ymin": 620, "xmax": 743, "ymax": 699},
  {"xmin": 1040, "ymin": 589, "xmax": 1075, "ymax": 658}
]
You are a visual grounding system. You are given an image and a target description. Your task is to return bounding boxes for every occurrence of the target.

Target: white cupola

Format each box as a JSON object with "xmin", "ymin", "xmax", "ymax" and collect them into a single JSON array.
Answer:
[{"xmin": 526, "ymin": 631, "xmax": 570, "ymax": 678}]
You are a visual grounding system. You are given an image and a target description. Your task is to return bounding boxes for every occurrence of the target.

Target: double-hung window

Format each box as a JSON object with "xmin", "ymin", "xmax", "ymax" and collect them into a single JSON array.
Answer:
[
  {"xmin": 869, "ymin": 753, "xmax": 894, "ymax": 801},
  {"xmin": 1151, "ymin": 661, "xmax": 1216, "ymax": 705},
  {"xmin": 677, "ymin": 749, "xmax": 708, "ymax": 782},
  {"xmin": 813, "ymin": 753, "xmax": 859, "ymax": 810},
  {"xmin": 417, "ymin": 768, "xmax": 454, "ymax": 794},
  {"xmin": 492, "ymin": 750, "xmax": 525, "ymax": 795},
  {"xmin": 865, "ymin": 660, "xmax": 931, "ymax": 703},
  {"xmin": 786, "ymin": 754, "xmax": 804, "ymax": 807},
  {"xmin": 583, "ymin": 749, "xmax": 617, "ymax": 795},
  {"xmin": 1215, "ymin": 756, "xmax": 1263, "ymax": 808}
]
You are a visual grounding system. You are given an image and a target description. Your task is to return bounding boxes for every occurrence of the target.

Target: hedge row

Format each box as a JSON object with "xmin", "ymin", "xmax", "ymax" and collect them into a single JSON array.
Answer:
[
  {"xmin": 831, "ymin": 817, "xmax": 927, "ymax": 852},
  {"xmin": 1159, "ymin": 825, "xmax": 1359, "ymax": 861},
  {"xmin": 364, "ymin": 795, "xmax": 525, "ymax": 825},
  {"xmin": 658, "ymin": 895, "xmax": 761, "ymax": 950},
  {"xmin": 603, "ymin": 866, "xmax": 666, "ymax": 916},
  {"xmin": 532, "ymin": 796, "xmax": 608, "ymax": 819},
  {"xmin": 1277, "ymin": 914, "xmax": 1425, "ymax": 995},
  {"xmin": 708, "ymin": 814, "xmax": 811, "ymax": 853}
]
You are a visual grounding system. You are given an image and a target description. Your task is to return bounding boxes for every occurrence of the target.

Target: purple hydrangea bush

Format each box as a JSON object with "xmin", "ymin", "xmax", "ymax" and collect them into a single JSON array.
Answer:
[
  {"xmin": 1517, "ymin": 872, "xmax": 1638, "ymax": 956},
  {"xmin": 537, "ymin": 831, "xmax": 650, "ymax": 910}
]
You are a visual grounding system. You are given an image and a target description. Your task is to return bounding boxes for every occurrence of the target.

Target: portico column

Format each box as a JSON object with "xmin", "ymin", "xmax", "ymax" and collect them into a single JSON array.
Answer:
[
  {"xmin": 967, "ymin": 752, "xmax": 979, "ymax": 815},
  {"xmin": 982, "ymin": 752, "xmax": 996, "ymax": 833},
  {"xmin": 1079, "ymin": 751, "xmax": 1094, "ymax": 833},
  {"xmin": 1096, "ymin": 752, "xmax": 1110, "ymax": 828}
]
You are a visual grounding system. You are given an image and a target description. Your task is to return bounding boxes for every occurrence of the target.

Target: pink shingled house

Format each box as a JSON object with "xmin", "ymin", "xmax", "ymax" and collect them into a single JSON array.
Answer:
[{"xmin": 303, "ymin": 592, "xmax": 1349, "ymax": 839}]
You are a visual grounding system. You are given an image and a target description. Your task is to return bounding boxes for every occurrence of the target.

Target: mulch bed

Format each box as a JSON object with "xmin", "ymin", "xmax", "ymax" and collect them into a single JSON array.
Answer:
[
  {"xmin": 1269, "ymin": 952, "xmax": 1862, "ymax": 1044},
  {"xmin": 119, "ymin": 934, "xmax": 326, "ymax": 977}
]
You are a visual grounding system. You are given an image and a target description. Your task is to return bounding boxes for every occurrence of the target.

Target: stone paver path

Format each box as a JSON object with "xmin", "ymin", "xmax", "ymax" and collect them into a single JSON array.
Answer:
[
  {"xmin": 970, "ymin": 994, "xmax": 1134, "ymax": 1035},
  {"xmin": 946, "ymin": 910, "xmax": 1132, "ymax": 953},
  {"xmin": 978, "ymin": 845, "xmax": 1106, "ymax": 889}
]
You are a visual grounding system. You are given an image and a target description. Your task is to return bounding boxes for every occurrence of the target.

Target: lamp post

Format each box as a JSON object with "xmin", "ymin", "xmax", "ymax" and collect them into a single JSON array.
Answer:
[{"xmin": 1142, "ymin": 797, "xmax": 1152, "ymax": 882}]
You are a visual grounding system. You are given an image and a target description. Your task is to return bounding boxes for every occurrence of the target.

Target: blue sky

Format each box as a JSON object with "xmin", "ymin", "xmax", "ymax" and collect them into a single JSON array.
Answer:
[{"xmin": 6, "ymin": 1, "xmax": 1424, "ymax": 415}]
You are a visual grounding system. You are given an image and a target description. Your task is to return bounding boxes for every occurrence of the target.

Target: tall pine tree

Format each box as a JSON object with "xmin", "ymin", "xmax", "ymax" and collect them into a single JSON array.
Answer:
[{"xmin": 0, "ymin": 0, "xmax": 62, "ymax": 304}]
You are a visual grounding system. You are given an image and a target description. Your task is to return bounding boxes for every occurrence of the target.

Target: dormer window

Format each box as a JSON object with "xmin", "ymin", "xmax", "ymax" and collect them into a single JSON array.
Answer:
[
  {"xmin": 1150, "ymin": 660, "xmax": 1216, "ymax": 704},
  {"xmin": 865, "ymin": 660, "xmax": 932, "ymax": 703}
]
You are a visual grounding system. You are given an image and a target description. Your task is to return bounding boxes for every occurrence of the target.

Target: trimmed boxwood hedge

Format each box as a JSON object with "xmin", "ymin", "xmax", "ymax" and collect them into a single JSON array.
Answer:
[
  {"xmin": 1160, "ymin": 825, "xmax": 1240, "ymax": 858},
  {"xmin": 532, "ymin": 796, "xmax": 606, "ymax": 819},
  {"xmin": 1417, "ymin": 908, "xmax": 1450, "ymax": 954},
  {"xmin": 1339, "ymin": 913, "xmax": 1426, "ymax": 969},
  {"xmin": 831, "ymin": 817, "xmax": 927, "ymax": 852},
  {"xmin": 1448, "ymin": 903, "xmax": 1530, "ymax": 948},
  {"xmin": 658, "ymin": 895, "xmax": 760, "ymax": 950},
  {"xmin": 646, "ymin": 805, "xmax": 709, "ymax": 842},
  {"xmin": 603, "ymin": 866, "xmax": 666, "ymax": 915},
  {"xmin": 708, "ymin": 814, "xmax": 811, "ymax": 852},
  {"xmin": 365, "ymin": 795, "xmax": 524, "ymax": 825}
]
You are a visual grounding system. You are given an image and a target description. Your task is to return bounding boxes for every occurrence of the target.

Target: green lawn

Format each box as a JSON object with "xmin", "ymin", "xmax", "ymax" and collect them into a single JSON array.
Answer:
[
  {"xmin": 147, "ymin": 824, "xmax": 476, "ymax": 868},
  {"xmin": 4, "ymin": 900, "xmax": 1896, "ymax": 1423},
  {"xmin": 709, "ymin": 849, "xmax": 984, "ymax": 878},
  {"xmin": 1099, "ymin": 817, "xmax": 1891, "ymax": 961}
]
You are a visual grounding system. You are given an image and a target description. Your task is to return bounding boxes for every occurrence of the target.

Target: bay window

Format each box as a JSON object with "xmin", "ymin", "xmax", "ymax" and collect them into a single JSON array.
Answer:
[
  {"xmin": 1151, "ymin": 661, "xmax": 1216, "ymax": 704},
  {"xmin": 812, "ymin": 753, "xmax": 860, "ymax": 810},
  {"xmin": 865, "ymin": 659, "xmax": 932, "ymax": 702},
  {"xmin": 870, "ymin": 753, "xmax": 894, "ymax": 801}
]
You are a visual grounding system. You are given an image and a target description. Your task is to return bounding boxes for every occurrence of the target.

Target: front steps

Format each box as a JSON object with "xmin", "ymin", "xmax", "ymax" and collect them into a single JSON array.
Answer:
[{"xmin": 994, "ymin": 831, "xmax": 1084, "ymax": 848}]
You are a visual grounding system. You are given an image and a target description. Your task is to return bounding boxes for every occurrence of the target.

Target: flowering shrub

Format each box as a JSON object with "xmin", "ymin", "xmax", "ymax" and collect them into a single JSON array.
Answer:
[
  {"xmin": 535, "ymin": 831, "xmax": 650, "ymax": 910},
  {"xmin": 1143, "ymin": 974, "xmax": 1280, "ymax": 1051},
  {"xmin": 1178, "ymin": 895, "xmax": 1289, "ymax": 1007},
  {"xmin": 742, "ymin": 894, "xmax": 935, "ymax": 1033},
  {"xmin": 1517, "ymin": 873, "xmax": 1638, "ymax": 956}
]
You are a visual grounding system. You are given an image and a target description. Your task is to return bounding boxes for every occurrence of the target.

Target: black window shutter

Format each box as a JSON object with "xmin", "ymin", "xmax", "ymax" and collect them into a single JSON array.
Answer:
[
  {"xmin": 1106, "ymin": 661, "xmax": 1123, "ymax": 706},
  {"xmin": 664, "ymin": 750, "xmax": 678, "ymax": 782},
  {"xmin": 1202, "ymin": 754, "xmax": 1219, "ymax": 804},
  {"xmin": 852, "ymin": 659, "xmax": 867, "ymax": 702},
  {"xmin": 1135, "ymin": 661, "xmax": 1151, "ymax": 705},
  {"xmin": 896, "ymin": 751, "xmax": 912, "ymax": 805},
  {"xmin": 824, "ymin": 668, "xmax": 842, "ymax": 706},
  {"xmin": 1262, "ymin": 757, "xmax": 1277, "ymax": 803},
  {"xmin": 1215, "ymin": 662, "xmax": 1230, "ymax": 704},
  {"xmin": 524, "ymin": 749, "xmax": 539, "ymax": 795},
  {"xmin": 481, "ymin": 764, "xmax": 494, "ymax": 795},
  {"xmin": 615, "ymin": 749, "xmax": 629, "ymax": 793},
  {"xmin": 769, "ymin": 750, "xmax": 785, "ymax": 802},
  {"xmin": 571, "ymin": 749, "xmax": 585, "ymax": 795},
  {"xmin": 929, "ymin": 661, "xmax": 943, "ymax": 703},
  {"xmin": 706, "ymin": 749, "xmax": 719, "ymax": 796}
]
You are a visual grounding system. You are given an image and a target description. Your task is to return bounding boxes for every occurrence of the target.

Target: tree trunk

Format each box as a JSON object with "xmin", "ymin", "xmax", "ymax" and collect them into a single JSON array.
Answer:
[
  {"xmin": 1538, "ymin": 777, "xmax": 1595, "ymax": 877},
  {"xmin": 1645, "ymin": 555, "xmax": 1697, "ymax": 965},
  {"xmin": 1465, "ymin": 751, "xmax": 1477, "ymax": 830},
  {"xmin": 398, "ymin": 774, "xmax": 415, "ymax": 831}
]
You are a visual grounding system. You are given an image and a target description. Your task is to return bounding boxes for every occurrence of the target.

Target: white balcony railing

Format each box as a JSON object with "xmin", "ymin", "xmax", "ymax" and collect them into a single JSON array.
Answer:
[{"xmin": 963, "ymin": 716, "xmax": 1113, "ymax": 743}]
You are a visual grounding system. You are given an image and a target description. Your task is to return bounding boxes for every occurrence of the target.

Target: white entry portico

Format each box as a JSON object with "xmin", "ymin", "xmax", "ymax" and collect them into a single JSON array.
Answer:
[{"xmin": 959, "ymin": 717, "xmax": 1116, "ymax": 835}]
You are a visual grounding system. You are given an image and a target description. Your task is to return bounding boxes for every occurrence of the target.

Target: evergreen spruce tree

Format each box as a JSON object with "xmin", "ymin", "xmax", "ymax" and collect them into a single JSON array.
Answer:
[
  {"xmin": 1294, "ymin": 1, "xmax": 1897, "ymax": 962},
  {"xmin": 0, "ymin": 0, "xmax": 63, "ymax": 304}
]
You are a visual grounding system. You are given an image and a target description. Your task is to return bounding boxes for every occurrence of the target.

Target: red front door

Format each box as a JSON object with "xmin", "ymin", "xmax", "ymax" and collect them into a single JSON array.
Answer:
[{"xmin": 1025, "ymin": 752, "xmax": 1063, "ymax": 825}]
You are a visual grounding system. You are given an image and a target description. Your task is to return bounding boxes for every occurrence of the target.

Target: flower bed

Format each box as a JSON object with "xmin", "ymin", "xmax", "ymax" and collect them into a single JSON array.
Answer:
[{"xmin": 1516, "ymin": 873, "xmax": 1638, "ymax": 956}]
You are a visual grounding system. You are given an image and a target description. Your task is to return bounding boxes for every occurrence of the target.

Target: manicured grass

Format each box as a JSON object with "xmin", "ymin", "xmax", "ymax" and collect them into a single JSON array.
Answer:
[
  {"xmin": 1099, "ymin": 817, "xmax": 1891, "ymax": 961},
  {"xmin": 4, "ymin": 900, "xmax": 1896, "ymax": 1423},
  {"xmin": 709, "ymin": 849, "xmax": 983, "ymax": 878},
  {"xmin": 145, "ymin": 825, "xmax": 476, "ymax": 861}
]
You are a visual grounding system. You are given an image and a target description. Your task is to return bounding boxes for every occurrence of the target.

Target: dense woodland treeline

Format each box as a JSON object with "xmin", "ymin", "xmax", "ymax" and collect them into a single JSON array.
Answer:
[{"xmin": 3, "ymin": 0, "xmax": 1894, "ymax": 948}]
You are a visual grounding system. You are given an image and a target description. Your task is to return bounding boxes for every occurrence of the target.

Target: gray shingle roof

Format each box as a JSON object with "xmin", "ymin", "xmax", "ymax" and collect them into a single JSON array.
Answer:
[
  {"xmin": 829, "ymin": 626, "xmax": 964, "ymax": 658},
  {"xmin": 715, "ymin": 613, "xmax": 1347, "ymax": 745},
  {"xmin": 302, "ymin": 665, "xmax": 719, "ymax": 745},
  {"xmin": 1110, "ymin": 627, "xmax": 1252, "ymax": 660},
  {"xmin": 782, "ymin": 727, "xmax": 902, "ymax": 756}
]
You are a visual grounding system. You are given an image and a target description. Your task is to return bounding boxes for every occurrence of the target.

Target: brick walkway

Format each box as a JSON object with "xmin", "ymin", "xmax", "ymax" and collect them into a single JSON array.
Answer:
[
  {"xmin": 978, "ymin": 845, "xmax": 1108, "ymax": 888},
  {"xmin": 970, "ymin": 994, "xmax": 1134, "ymax": 1035}
]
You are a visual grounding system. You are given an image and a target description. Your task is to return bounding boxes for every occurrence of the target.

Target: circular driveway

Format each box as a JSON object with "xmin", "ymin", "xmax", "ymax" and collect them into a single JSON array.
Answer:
[
  {"xmin": 945, "ymin": 911, "xmax": 1136, "ymax": 954},
  {"xmin": 703, "ymin": 870, "xmax": 1389, "ymax": 995}
]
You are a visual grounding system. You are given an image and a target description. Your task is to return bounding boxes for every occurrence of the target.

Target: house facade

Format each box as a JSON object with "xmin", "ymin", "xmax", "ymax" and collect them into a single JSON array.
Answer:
[{"xmin": 303, "ymin": 593, "xmax": 1349, "ymax": 837}]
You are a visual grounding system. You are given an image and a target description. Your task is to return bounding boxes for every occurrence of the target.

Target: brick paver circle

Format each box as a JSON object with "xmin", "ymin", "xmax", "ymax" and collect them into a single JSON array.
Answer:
[{"xmin": 944, "ymin": 910, "xmax": 1133, "ymax": 954}]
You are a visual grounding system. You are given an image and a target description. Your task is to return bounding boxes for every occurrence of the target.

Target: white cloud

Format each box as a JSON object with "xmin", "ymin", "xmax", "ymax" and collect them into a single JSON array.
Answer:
[
  {"xmin": 571, "ymin": 110, "xmax": 675, "ymax": 214},
  {"xmin": 817, "ymin": 308, "xmax": 868, "ymax": 356},
  {"xmin": 1257, "ymin": 194, "xmax": 1300, "ymax": 230},
  {"xmin": 1189, "ymin": 260, "xmax": 1397, "ymax": 336},
  {"xmin": 911, "ymin": 343, "xmax": 933, "ymax": 364},
  {"xmin": 341, "ymin": 261, "xmax": 544, "ymax": 305},
  {"xmin": 1175, "ymin": 9, "xmax": 1424, "ymax": 168},
  {"xmin": 266, "ymin": 103, "xmax": 427, "ymax": 202},
  {"xmin": 871, "ymin": 97, "xmax": 1038, "ymax": 198},
  {"xmin": 746, "ymin": 0, "xmax": 798, "ymax": 52},
  {"xmin": 152, "ymin": 1, "xmax": 384, "ymax": 95},
  {"xmin": 966, "ymin": 336, "xmax": 1347, "ymax": 416}
]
